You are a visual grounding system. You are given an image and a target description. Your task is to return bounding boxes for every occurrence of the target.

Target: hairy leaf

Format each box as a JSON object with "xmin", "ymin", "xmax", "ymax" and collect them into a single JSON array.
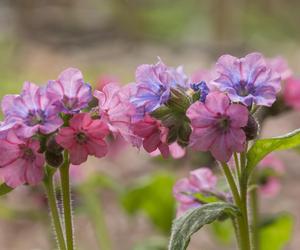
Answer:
[{"xmin": 168, "ymin": 202, "xmax": 240, "ymax": 250}]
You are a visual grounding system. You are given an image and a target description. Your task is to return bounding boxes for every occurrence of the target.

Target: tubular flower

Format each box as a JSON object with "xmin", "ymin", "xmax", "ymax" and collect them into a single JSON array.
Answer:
[
  {"xmin": 56, "ymin": 113, "xmax": 109, "ymax": 165},
  {"xmin": 133, "ymin": 115, "xmax": 169, "ymax": 158},
  {"xmin": 213, "ymin": 53, "xmax": 281, "ymax": 107},
  {"xmin": 187, "ymin": 92, "xmax": 248, "ymax": 162},
  {"xmin": 0, "ymin": 130, "xmax": 45, "ymax": 188},
  {"xmin": 47, "ymin": 68, "xmax": 93, "ymax": 114},
  {"xmin": 173, "ymin": 168, "xmax": 217, "ymax": 217},
  {"xmin": 130, "ymin": 59, "xmax": 188, "ymax": 120},
  {"xmin": 1, "ymin": 82, "xmax": 63, "ymax": 137}
]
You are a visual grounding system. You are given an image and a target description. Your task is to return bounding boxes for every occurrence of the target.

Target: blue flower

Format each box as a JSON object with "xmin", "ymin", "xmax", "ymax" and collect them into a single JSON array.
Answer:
[
  {"xmin": 213, "ymin": 53, "xmax": 281, "ymax": 107},
  {"xmin": 131, "ymin": 59, "xmax": 188, "ymax": 120},
  {"xmin": 191, "ymin": 81, "xmax": 210, "ymax": 102}
]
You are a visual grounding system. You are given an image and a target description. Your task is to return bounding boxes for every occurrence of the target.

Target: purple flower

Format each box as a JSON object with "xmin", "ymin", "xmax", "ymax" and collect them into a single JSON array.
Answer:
[
  {"xmin": 213, "ymin": 53, "xmax": 281, "ymax": 107},
  {"xmin": 130, "ymin": 59, "xmax": 188, "ymax": 120},
  {"xmin": 1, "ymin": 82, "xmax": 63, "ymax": 138},
  {"xmin": 47, "ymin": 68, "xmax": 93, "ymax": 114}
]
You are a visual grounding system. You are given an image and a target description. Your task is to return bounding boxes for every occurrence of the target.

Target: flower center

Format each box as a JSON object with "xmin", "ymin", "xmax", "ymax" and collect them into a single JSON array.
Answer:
[
  {"xmin": 216, "ymin": 114, "xmax": 231, "ymax": 132},
  {"xmin": 26, "ymin": 109, "xmax": 46, "ymax": 126},
  {"xmin": 234, "ymin": 81, "xmax": 254, "ymax": 97},
  {"xmin": 75, "ymin": 132, "xmax": 88, "ymax": 144},
  {"xmin": 62, "ymin": 95, "xmax": 79, "ymax": 111},
  {"xmin": 20, "ymin": 144, "xmax": 36, "ymax": 161}
]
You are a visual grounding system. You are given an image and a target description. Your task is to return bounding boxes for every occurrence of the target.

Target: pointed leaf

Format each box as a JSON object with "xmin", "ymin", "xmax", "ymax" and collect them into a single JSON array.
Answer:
[
  {"xmin": 168, "ymin": 202, "xmax": 240, "ymax": 250},
  {"xmin": 246, "ymin": 128, "xmax": 300, "ymax": 175}
]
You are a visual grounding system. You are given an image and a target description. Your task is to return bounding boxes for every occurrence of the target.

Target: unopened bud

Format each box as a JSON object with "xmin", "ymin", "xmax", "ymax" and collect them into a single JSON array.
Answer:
[
  {"xmin": 45, "ymin": 151, "xmax": 64, "ymax": 168},
  {"xmin": 177, "ymin": 122, "xmax": 192, "ymax": 147},
  {"xmin": 47, "ymin": 136, "xmax": 63, "ymax": 154},
  {"xmin": 166, "ymin": 88, "xmax": 192, "ymax": 113},
  {"xmin": 243, "ymin": 114, "xmax": 259, "ymax": 140}
]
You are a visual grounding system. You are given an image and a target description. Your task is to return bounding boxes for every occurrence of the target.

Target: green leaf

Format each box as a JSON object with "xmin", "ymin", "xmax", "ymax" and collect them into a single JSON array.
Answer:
[
  {"xmin": 168, "ymin": 202, "xmax": 240, "ymax": 250},
  {"xmin": 246, "ymin": 128, "xmax": 300, "ymax": 175},
  {"xmin": 121, "ymin": 172, "xmax": 176, "ymax": 234},
  {"xmin": 260, "ymin": 214, "xmax": 294, "ymax": 250},
  {"xmin": 0, "ymin": 183, "xmax": 13, "ymax": 196}
]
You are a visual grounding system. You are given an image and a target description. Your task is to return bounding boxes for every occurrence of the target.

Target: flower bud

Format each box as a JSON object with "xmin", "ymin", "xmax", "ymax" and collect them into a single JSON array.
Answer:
[
  {"xmin": 45, "ymin": 151, "xmax": 64, "ymax": 168},
  {"xmin": 47, "ymin": 136, "xmax": 63, "ymax": 154},
  {"xmin": 166, "ymin": 88, "xmax": 192, "ymax": 113},
  {"xmin": 177, "ymin": 122, "xmax": 192, "ymax": 147},
  {"xmin": 243, "ymin": 114, "xmax": 259, "ymax": 140}
]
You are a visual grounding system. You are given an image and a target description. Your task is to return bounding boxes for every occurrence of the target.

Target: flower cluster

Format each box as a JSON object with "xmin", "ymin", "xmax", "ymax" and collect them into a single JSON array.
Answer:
[
  {"xmin": 127, "ymin": 53, "xmax": 284, "ymax": 162},
  {"xmin": 0, "ymin": 52, "xmax": 292, "ymax": 188},
  {"xmin": 0, "ymin": 68, "xmax": 137, "ymax": 187}
]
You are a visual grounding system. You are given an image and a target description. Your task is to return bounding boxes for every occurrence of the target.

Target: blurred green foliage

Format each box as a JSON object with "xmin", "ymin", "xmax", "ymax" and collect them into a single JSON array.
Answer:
[
  {"xmin": 121, "ymin": 172, "xmax": 176, "ymax": 234},
  {"xmin": 260, "ymin": 213, "xmax": 294, "ymax": 250}
]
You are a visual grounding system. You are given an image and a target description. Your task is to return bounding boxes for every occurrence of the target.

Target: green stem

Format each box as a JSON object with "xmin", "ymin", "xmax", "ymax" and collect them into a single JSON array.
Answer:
[
  {"xmin": 44, "ymin": 167, "xmax": 67, "ymax": 250},
  {"xmin": 250, "ymin": 177, "xmax": 259, "ymax": 250},
  {"xmin": 234, "ymin": 152, "xmax": 241, "ymax": 181},
  {"xmin": 60, "ymin": 151, "xmax": 74, "ymax": 250},
  {"xmin": 221, "ymin": 162, "xmax": 251, "ymax": 250},
  {"xmin": 79, "ymin": 185, "xmax": 111, "ymax": 250}
]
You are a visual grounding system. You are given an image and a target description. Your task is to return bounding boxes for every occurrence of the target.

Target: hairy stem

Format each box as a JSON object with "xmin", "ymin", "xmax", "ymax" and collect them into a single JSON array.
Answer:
[
  {"xmin": 222, "ymin": 162, "xmax": 251, "ymax": 250},
  {"xmin": 60, "ymin": 151, "xmax": 74, "ymax": 250},
  {"xmin": 44, "ymin": 167, "xmax": 67, "ymax": 250}
]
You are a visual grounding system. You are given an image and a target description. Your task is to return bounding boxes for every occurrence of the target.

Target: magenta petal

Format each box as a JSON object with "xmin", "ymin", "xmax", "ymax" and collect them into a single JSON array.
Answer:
[{"xmin": 69, "ymin": 144, "xmax": 89, "ymax": 165}]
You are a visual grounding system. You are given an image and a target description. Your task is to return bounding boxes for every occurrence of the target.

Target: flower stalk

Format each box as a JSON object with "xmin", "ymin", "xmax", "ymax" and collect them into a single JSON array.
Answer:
[
  {"xmin": 60, "ymin": 151, "xmax": 74, "ymax": 250},
  {"xmin": 43, "ymin": 166, "xmax": 67, "ymax": 250}
]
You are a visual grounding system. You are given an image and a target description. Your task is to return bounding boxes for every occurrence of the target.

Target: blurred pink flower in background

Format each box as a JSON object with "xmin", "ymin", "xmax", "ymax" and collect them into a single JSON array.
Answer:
[
  {"xmin": 258, "ymin": 154, "xmax": 285, "ymax": 198},
  {"xmin": 173, "ymin": 168, "xmax": 217, "ymax": 217},
  {"xmin": 150, "ymin": 142, "xmax": 186, "ymax": 159},
  {"xmin": 284, "ymin": 77, "xmax": 300, "ymax": 111},
  {"xmin": 56, "ymin": 113, "xmax": 109, "ymax": 165},
  {"xmin": 267, "ymin": 56, "xmax": 293, "ymax": 81},
  {"xmin": 0, "ymin": 130, "xmax": 45, "ymax": 188},
  {"xmin": 96, "ymin": 75, "xmax": 120, "ymax": 91},
  {"xmin": 191, "ymin": 68, "xmax": 217, "ymax": 91},
  {"xmin": 187, "ymin": 92, "xmax": 248, "ymax": 162}
]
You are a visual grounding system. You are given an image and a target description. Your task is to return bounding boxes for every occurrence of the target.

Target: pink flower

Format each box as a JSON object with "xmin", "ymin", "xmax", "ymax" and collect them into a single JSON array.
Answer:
[
  {"xmin": 0, "ymin": 129, "xmax": 45, "ymax": 188},
  {"xmin": 187, "ymin": 92, "xmax": 248, "ymax": 162},
  {"xmin": 267, "ymin": 56, "xmax": 292, "ymax": 81},
  {"xmin": 56, "ymin": 113, "xmax": 109, "ymax": 165},
  {"xmin": 133, "ymin": 115, "xmax": 169, "ymax": 158},
  {"xmin": 258, "ymin": 154, "xmax": 285, "ymax": 198},
  {"xmin": 47, "ymin": 68, "xmax": 93, "ymax": 114},
  {"xmin": 284, "ymin": 77, "xmax": 300, "ymax": 111},
  {"xmin": 1, "ymin": 82, "xmax": 63, "ymax": 137},
  {"xmin": 173, "ymin": 168, "xmax": 217, "ymax": 217},
  {"xmin": 94, "ymin": 83, "xmax": 140, "ymax": 145}
]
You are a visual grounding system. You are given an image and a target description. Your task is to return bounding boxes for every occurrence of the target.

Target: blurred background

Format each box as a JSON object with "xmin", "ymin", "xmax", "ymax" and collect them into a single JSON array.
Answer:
[{"xmin": 0, "ymin": 0, "xmax": 300, "ymax": 249}]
